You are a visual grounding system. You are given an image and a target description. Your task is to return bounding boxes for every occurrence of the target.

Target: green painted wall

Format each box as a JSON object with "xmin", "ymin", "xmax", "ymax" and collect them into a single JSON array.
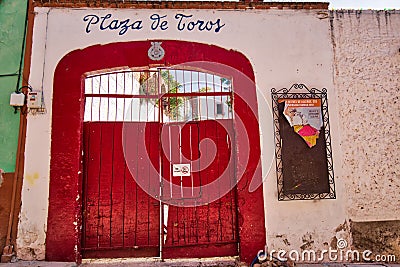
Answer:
[{"xmin": 0, "ymin": 0, "xmax": 27, "ymax": 172}]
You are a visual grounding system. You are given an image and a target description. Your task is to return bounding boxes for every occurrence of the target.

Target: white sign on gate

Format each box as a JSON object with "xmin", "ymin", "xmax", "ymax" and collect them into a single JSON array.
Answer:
[{"xmin": 172, "ymin": 164, "xmax": 191, "ymax": 176}]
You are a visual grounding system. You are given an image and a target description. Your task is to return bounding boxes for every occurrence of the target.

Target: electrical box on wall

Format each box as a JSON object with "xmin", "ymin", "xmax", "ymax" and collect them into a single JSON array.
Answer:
[
  {"xmin": 10, "ymin": 92, "xmax": 25, "ymax": 107},
  {"xmin": 27, "ymin": 91, "xmax": 43, "ymax": 108}
]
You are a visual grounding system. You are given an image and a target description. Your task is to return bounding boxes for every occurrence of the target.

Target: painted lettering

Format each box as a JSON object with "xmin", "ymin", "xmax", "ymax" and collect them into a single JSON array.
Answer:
[
  {"xmin": 187, "ymin": 21, "xmax": 196, "ymax": 31},
  {"xmin": 174, "ymin": 13, "xmax": 225, "ymax": 33},
  {"xmin": 150, "ymin": 14, "xmax": 169, "ymax": 30},
  {"xmin": 83, "ymin": 13, "xmax": 143, "ymax": 35},
  {"xmin": 84, "ymin": 13, "xmax": 225, "ymax": 35},
  {"xmin": 119, "ymin": 19, "xmax": 131, "ymax": 35},
  {"xmin": 212, "ymin": 19, "xmax": 225, "ymax": 32},
  {"xmin": 175, "ymin": 13, "xmax": 193, "ymax": 31},
  {"xmin": 100, "ymin": 14, "xmax": 112, "ymax": 30},
  {"xmin": 108, "ymin": 19, "xmax": 120, "ymax": 30},
  {"xmin": 130, "ymin": 21, "xmax": 143, "ymax": 31},
  {"xmin": 83, "ymin": 14, "xmax": 99, "ymax": 33}
]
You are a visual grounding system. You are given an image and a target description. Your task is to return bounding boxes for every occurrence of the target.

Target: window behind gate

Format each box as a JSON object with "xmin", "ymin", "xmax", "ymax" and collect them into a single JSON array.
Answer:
[{"xmin": 84, "ymin": 69, "xmax": 233, "ymax": 123}]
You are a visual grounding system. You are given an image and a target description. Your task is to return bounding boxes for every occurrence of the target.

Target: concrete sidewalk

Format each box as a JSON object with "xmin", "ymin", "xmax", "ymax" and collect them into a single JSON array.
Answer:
[{"xmin": 0, "ymin": 258, "xmax": 399, "ymax": 267}]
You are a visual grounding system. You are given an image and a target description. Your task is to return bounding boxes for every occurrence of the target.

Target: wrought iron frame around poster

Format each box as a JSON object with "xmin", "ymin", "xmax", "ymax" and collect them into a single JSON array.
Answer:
[{"xmin": 271, "ymin": 84, "xmax": 336, "ymax": 201}]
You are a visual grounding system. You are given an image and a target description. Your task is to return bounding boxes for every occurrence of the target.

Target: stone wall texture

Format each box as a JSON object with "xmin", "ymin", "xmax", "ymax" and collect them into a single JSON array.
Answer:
[
  {"xmin": 351, "ymin": 220, "xmax": 400, "ymax": 261},
  {"xmin": 331, "ymin": 10, "xmax": 400, "ymax": 221}
]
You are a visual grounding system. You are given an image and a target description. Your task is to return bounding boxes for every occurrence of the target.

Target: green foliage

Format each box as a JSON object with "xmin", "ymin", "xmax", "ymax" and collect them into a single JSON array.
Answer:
[
  {"xmin": 220, "ymin": 78, "xmax": 232, "ymax": 109},
  {"xmin": 226, "ymin": 97, "xmax": 232, "ymax": 109},
  {"xmin": 199, "ymin": 86, "xmax": 211, "ymax": 93},
  {"xmin": 161, "ymin": 70, "xmax": 181, "ymax": 93},
  {"xmin": 160, "ymin": 70, "xmax": 183, "ymax": 119},
  {"xmin": 220, "ymin": 77, "xmax": 231, "ymax": 88}
]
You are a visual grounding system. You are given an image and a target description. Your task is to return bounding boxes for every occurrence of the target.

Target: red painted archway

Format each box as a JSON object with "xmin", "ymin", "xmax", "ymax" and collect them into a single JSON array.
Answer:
[{"xmin": 46, "ymin": 40, "xmax": 265, "ymax": 264}]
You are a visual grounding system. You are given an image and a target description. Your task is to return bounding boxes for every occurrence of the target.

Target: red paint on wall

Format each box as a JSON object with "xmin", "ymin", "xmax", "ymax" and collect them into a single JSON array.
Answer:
[{"xmin": 47, "ymin": 40, "xmax": 265, "ymax": 263}]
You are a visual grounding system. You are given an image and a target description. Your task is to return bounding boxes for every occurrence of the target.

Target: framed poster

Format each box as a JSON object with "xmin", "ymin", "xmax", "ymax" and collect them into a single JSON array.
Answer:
[{"xmin": 271, "ymin": 84, "xmax": 336, "ymax": 200}]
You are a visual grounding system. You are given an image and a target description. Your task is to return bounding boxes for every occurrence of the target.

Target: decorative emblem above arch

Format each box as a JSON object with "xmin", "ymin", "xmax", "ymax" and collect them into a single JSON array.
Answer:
[{"xmin": 46, "ymin": 40, "xmax": 265, "ymax": 264}]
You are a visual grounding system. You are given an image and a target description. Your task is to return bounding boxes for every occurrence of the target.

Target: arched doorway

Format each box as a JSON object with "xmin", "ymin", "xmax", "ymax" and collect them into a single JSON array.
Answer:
[{"xmin": 46, "ymin": 40, "xmax": 265, "ymax": 264}]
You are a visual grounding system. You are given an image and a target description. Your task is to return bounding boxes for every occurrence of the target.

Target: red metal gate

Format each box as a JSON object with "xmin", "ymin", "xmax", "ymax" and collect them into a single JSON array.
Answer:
[
  {"xmin": 81, "ymin": 69, "xmax": 238, "ymax": 258},
  {"xmin": 161, "ymin": 120, "xmax": 238, "ymax": 258}
]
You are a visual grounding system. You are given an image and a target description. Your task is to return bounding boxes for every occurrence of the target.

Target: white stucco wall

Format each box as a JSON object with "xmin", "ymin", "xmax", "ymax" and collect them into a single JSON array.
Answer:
[
  {"xmin": 16, "ymin": 9, "xmax": 53, "ymax": 260},
  {"xmin": 18, "ymin": 6, "xmax": 346, "ymax": 261}
]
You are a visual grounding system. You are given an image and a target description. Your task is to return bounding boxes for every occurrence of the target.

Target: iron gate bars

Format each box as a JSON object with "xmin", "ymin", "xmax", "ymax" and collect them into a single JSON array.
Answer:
[
  {"xmin": 81, "ymin": 68, "xmax": 238, "ymax": 258},
  {"xmin": 271, "ymin": 84, "xmax": 336, "ymax": 201}
]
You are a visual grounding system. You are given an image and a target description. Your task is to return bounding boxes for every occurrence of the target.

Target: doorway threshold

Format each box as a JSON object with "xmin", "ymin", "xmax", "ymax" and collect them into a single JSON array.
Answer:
[{"xmin": 81, "ymin": 256, "xmax": 239, "ymax": 266}]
